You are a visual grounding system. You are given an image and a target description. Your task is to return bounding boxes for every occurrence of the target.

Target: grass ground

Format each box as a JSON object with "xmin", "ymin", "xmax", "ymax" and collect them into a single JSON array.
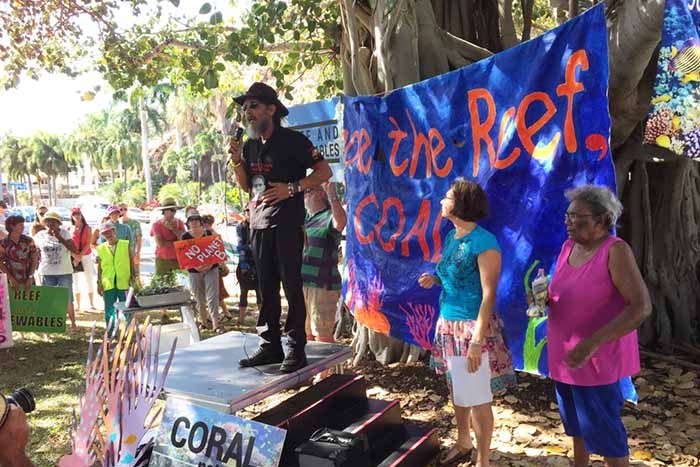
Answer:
[
  {"xmin": 1, "ymin": 304, "xmax": 698, "ymax": 466},
  {"xmin": 0, "ymin": 303, "xmax": 251, "ymax": 467}
]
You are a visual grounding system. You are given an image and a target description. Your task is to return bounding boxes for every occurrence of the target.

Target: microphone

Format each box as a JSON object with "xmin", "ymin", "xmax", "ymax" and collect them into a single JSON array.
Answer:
[{"xmin": 230, "ymin": 126, "xmax": 244, "ymax": 142}]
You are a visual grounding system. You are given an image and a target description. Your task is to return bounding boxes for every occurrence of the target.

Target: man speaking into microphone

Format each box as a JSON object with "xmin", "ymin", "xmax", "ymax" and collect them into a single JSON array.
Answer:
[{"xmin": 228, "ymin": 82, "xmax": 332, "ymax": 373}]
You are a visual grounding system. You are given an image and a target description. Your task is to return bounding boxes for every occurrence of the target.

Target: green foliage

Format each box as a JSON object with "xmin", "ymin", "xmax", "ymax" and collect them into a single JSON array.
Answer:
[
  {"xmin": 98, "ymin": 179, "xmax": 147, "ymax": 205},
  {"xmin": 96, "ymin": 0, "xmax": 343, "ymax": 98},
  {"xmin": 157, "ymin": 182, "xmax": 200, "ymax": 206},
  {"xmin": 2, "ymin": 0, "xmax": 560, "ymax": 102},
  {"xmin": 16, "ymin": 191, "xmax": 30, "ymax": 205},
  {"xmin": 203, "ymin": 181, "xmax": 247, "ymax": 207},
  {"xmin": 0, "ymin": 0, "xmax": 149, "ymax": 88},
  {"xmin": 99, "ymin": 179, "xmax": 127, "ymax": 203},
  {"xmin": 137, "ymin": 271, "xmax": 182, "ymax": 295},
  {"xmin": 150, "ymin": 171, "xmax": 168, "ymax": 198},
  {"xmin": 512, "ymin": 0, "xmax": 558, "ymax": 37},
  {"xmin": 161, "ymin": 147, "xmax": 195, "ymax": 182},
  {"xmin": 124, "ymin": 182, "xmax": 147, "ymax": 206}
]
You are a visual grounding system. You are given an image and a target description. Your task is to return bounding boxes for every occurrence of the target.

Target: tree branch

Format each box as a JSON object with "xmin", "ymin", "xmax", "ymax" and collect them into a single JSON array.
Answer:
[
  {"xmin": 498, "ymin": 0, "xmax": 519, "ymax": 48},
  {"xmin": 521, "ymin": 0, "xmax": 534, "ymax": 41},
  {"xmin": 341, "ymin": 0, "xmax": 375, "ymax": 94},
  {"xmin": 436, "ymin": 28, "xmax": 493, "ymax": 62},
  {"xmin": 606, "ymin": 0, "xmax": 665, "ymax": 148}
]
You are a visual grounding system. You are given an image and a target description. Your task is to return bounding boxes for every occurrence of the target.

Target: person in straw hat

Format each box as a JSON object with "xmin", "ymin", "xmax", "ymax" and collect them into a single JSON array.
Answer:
[
  {"xmin": 33, "ymin": 211, "xmax": 79, "ymax": 332},
  {"xmin": 150, "ymin": 197, "xmax": 186, "ymax": 278}
]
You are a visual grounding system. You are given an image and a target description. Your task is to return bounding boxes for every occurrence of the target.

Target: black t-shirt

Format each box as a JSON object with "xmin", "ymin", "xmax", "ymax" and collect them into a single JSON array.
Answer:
[
  {"xmin": 181, "ymin": 230, "xmax": 213, "ymax": 273},
  {"xmin": 243, "ymin": 126, "xmax": 322, "ymax": 229}
]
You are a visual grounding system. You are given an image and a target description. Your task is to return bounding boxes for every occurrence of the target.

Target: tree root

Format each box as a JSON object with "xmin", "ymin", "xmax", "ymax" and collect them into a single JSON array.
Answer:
[{"xmin": 640, "ymin": 349, "xmax": 700, "ymax": 372}]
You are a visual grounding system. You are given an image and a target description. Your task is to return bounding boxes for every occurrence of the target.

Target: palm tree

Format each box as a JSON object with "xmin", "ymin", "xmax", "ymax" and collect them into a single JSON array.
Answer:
[
  {"xmin": 166, "ymin": 87, "xmax": 209, "ymax": 150},
  {"xmin": 27, "ymin": 133, "xmax": 70, "ymax": 206},
  {"xmin": 66, "ymin": 110, "xmax": 111, "ymax": 188},
  {"xmin": 0, "ymin": 136, "xmax": 34, "ymax": 200},
  {"xmin": 118, "ymin": 86, "xmax": 170, "ymax": 200}
]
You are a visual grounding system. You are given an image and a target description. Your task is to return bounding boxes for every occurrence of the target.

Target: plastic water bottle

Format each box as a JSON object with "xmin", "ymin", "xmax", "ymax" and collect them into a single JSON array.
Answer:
[{"xmin": 527, "ymin": 268, "xmax": 549, "ymax": 317}]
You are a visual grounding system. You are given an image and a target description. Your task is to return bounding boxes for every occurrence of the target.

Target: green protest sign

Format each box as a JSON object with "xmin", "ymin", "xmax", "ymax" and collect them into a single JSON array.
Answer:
[{"xmin": 10, "ymin": 286, "xmax": 68, "ymax": 333}]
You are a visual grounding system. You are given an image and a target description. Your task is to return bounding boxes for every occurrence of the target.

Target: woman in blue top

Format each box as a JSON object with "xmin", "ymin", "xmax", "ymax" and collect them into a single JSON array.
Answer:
[{"xmin": 419, "ymin": 179, "xmax": 515, "ymax": 467}]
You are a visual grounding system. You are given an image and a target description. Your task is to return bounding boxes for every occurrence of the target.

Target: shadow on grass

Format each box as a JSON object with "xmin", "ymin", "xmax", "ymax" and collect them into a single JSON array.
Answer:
[{"xmin": 1, "ymin": 330, "xmax": 96, "ymax": 466}]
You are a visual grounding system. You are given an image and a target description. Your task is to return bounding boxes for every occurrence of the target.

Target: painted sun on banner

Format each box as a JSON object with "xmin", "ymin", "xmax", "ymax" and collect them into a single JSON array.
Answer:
[
  {"xmin": 644, "ymin": 0, "xmax": 700, "ymax": 158},
  {"xmin": 343, "ymin": 4, "xmax": 614, "ymax": 376}
]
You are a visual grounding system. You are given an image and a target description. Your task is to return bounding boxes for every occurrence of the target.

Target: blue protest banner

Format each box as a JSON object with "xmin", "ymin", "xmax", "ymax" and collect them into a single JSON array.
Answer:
[
  {"xmin": 342, "ymin": 5, "xmax": 614, "ymax": 375},
  {"xmin": 644, "ymin": 0, "xmax": 700, "ymax": 158},
  {"xmin": 287, "ymin": 97, "xmax": 344, "ymax": 181},
  {"xmin": 150, "ymin": 398, "xmax": 286, "ymax": 467}
]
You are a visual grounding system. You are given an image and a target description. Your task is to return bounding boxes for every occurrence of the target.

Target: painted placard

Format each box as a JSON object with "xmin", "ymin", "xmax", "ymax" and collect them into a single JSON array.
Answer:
[
  {"xmin": 287, "ymin": 97, "xmax": 344, "ymax": 182},
  {"xmin": 174, "ymin": 235, "xmax": 227, "ymax": 270},
  {"xmin": 9, "ymin": 285, "xmax": 68, "ymax": 333},
  {"xmin": 0, "ymin": 274, "xmax": 13, "ymax": 348},
  {"xmin": 644, "ymin": 0, "xmax": 700, "ymax": 158},
  {"xmin": 149, "ymin": 398, "xmax": 286, "ymax": 467}
]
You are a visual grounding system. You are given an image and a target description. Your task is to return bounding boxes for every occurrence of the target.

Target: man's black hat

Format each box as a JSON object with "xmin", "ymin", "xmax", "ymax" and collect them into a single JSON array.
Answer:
[{"xmin": 234, "ymin": 82, "xmax": 289, "ymax": 117}]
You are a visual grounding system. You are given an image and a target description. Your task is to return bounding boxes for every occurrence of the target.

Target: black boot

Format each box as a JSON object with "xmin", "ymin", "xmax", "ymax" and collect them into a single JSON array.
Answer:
[
  {"xmin": 239, "ymin": 346, "xmax": 284, "ymax": 367},
  {"xmin": 279, "ymin": 350, "xmax": 308, "ymax": 373}
]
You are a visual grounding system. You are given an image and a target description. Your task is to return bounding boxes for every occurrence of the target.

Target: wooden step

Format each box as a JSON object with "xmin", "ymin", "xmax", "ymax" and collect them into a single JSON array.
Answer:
[
  {"xmin": 376, "ymin": 424, "xmax": 440, "ymax": 467},
  {"xmin": 253, "ymin": 374, "xmax": 369, "ymax": 467},
  {"xmin": 253, "ymin": 374, "xmax": 367, "ymax": 428},
  {"xmin": 343, "ymin": 399, "xmax": 407, "ymax": 465}
]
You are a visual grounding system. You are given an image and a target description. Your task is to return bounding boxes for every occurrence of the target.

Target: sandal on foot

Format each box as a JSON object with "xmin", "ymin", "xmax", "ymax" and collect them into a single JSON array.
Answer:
[{"xmin": 438, "ymin": 445, "xmax": 474, "ymax": 466}]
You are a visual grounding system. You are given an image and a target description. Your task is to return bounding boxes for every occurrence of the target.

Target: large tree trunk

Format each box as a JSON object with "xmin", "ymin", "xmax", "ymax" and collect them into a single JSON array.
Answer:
[
  {"xmin": 342, "ymin": 0, "xmax": 699, "ymax": 365},
  {"xmin": 605, "ymin": 0, "xmax": 700, "ymax": 349},
  {"xmin": 26, "ymin": 174, "xmax": 33, "ymax": 203},
  {"xmin": 140, "ymin": 96, "xmax": 154, "ymax": 201},
  {"xmin": 36, "ymin": 175, "xmax": 43, "ymax": 202}
]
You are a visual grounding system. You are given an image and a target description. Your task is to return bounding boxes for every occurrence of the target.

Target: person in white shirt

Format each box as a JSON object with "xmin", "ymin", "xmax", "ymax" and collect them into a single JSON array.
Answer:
[{"xmin": 33, "ymin": 211, "xmax": 79, "ymax": 332}]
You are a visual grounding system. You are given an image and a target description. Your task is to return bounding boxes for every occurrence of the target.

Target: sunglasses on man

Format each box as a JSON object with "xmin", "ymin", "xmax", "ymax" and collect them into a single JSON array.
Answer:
[{"xmin": 243, "ymin": 101, "xmax": 260, "ymax": 112}]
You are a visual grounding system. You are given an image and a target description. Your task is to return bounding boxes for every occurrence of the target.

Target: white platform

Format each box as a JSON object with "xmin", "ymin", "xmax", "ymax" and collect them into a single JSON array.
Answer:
[{"xmin": 161, "ymin": 331, "xmax": 352, "ymax": 413}]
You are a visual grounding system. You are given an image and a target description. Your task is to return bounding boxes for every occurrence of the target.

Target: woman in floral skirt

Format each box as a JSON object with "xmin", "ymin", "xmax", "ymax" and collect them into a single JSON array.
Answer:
[{"xmin": 419, "ymin": 178, "xmax": 516, "ymax": 467}]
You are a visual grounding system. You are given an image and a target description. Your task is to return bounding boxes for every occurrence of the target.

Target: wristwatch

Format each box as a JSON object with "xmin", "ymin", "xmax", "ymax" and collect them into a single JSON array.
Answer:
[{"xmin": 0, "ymin": 393, "xmax": 8, "ymax": 430}]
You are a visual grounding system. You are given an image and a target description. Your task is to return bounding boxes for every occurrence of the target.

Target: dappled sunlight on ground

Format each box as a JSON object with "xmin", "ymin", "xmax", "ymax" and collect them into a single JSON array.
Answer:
[{"xmin": 1, "ymin": 304, "xmax": 697, "ymax": 466}]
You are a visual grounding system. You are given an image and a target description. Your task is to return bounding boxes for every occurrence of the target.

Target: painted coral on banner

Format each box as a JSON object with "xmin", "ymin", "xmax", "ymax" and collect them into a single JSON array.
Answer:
[{"xmin": 644, "ymin": 0, "xmax": 700, "ymax": 158}]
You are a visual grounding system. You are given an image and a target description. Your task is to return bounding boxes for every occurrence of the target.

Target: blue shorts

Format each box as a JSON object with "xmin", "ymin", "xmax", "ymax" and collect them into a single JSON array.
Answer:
[
  {"xmin": 555, "ymin": 381, "xmax": 629, "ymax": 458},
  {"xmin": 42, "ymin": 274, "xmax": 74, "ymax": 305}
]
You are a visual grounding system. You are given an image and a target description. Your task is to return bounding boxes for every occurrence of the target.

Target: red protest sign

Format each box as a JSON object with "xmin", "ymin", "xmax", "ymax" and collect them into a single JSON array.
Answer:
[{"xmin": 174, "ymin": 235, "xmax": 228, "ymax": 270}]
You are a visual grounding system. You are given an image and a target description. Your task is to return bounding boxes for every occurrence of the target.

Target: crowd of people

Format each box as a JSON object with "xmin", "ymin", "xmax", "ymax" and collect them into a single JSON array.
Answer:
[{"xmin": 0, "ymin": 81, "xmax": 652, "ymax": 467}]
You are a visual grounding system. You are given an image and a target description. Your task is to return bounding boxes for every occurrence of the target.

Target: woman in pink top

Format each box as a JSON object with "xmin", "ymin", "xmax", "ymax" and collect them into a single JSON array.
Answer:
[
  {"xmin": 70, "ymin": 208, "xmax": 96, "ymax": 311},
  {"xmin": 547, "ymin": 185, "xmax": 651, "ymax": 467}
]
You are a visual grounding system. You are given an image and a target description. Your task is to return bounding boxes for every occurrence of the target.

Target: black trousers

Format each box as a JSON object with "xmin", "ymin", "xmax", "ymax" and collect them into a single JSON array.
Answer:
[
  {"xmin": 236, "ymin": 265, "xmax": 260, "ymax": 308},
  {"xmin": 251, "ymin": 225, "xmax": 307, "ymax": 352},
  {"xmin": 238, "ymin": 285, "xmax": 260, "ymax": 308}
]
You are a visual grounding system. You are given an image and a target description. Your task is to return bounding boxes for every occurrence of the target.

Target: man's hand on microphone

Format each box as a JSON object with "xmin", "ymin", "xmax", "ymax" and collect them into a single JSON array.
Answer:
[{"xmin": 228, "ymin": 137, "xmax": 243, "ymax": 165}]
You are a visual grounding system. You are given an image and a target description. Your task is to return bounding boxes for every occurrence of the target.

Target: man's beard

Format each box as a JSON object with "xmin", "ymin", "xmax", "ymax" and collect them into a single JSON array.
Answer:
[{"xmin": 247, "ymin": 116, "xmax": 271, "ymax": 140}]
